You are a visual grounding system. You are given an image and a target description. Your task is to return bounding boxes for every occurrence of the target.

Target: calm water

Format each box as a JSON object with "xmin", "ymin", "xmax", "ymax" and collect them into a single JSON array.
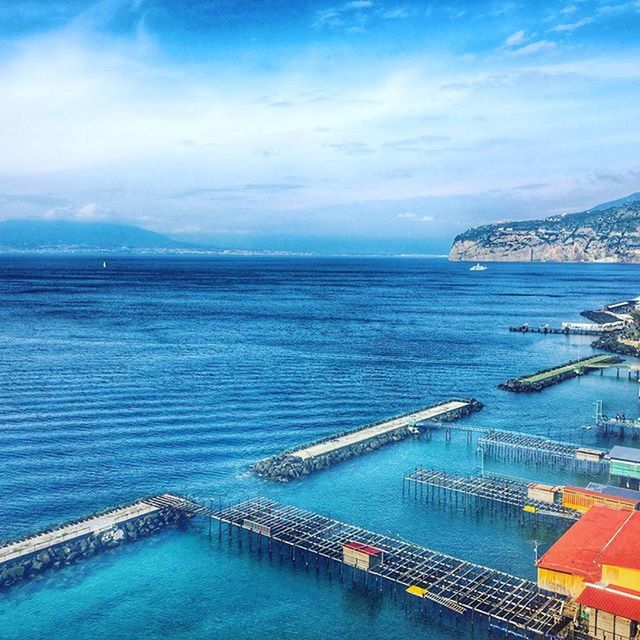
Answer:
[{"xmin": 1, "ymin": 256, "xmax": 639, "ymax": 640}]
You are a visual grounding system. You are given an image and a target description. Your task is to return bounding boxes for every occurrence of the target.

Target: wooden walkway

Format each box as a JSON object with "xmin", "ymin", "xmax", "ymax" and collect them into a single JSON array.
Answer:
[
  {"xmin": 209, "ymin": 498, "xmax": 570, "ymax": 638},
  {"xmin": 509, "ymin": 325, "xmax": 603, "ymax": 336},
  {"xmin": 403, "ymin": 469, "xmax": 580, "ymax": 522},
  {"xmin": 478, "ymin": 431, "xmax": 579, "ymax": 461}
]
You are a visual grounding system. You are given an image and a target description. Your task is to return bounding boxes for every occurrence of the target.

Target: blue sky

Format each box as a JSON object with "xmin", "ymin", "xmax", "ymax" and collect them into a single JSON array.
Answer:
[{"xmin": 1, "ymin": 0, "xmax": 640, "ymax": 252}]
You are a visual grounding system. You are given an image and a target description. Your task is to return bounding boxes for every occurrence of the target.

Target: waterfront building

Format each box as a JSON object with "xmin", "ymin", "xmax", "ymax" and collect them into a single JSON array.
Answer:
[
  {"xmin": 562, "ymin": 483, "xmax": 640, "ymax": 512},
  {"xmin": 609, "ymin": 446, "xmax": 640, "ymax": 489},
  {"xmin": 537, "ymin": 506, "xmax": 640, "ymax": 640}
]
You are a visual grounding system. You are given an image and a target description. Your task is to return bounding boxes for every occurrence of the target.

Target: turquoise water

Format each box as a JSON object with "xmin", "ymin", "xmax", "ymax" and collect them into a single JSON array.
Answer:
[{"xmin": 1, "ymin": 256, "xmax": 639, "ymax": 639}]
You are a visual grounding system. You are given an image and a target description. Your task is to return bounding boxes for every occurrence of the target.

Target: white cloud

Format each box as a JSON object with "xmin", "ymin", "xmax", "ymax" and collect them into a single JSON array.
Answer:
[
  {"xmin": 383, "ymin": 7, "xmax": 409, "ymax": 19},
  {"xmin": 313, "ymin": 0, "xmax": 375, "ymax": 29},
  {"xmin": 42, "ymin": 203, "xmax": 111, "ymax": 221},
  {"xmin": 504, "ymin": 30, "xmax": 525, "ymax": 47},
  {"xmin": 398, "ymin": 212, "xmax": 435, "ymax": 222},
  {"xmin": 343, "ymin": 0, "xmax": 374, "ymax": 8},
  {"xmin": 551, "ymin": 17, "xmax": 593, "ymax": 32},
  {"xmin": 510, "ymin": 40, "xmax": 557, "ymax": 56}
]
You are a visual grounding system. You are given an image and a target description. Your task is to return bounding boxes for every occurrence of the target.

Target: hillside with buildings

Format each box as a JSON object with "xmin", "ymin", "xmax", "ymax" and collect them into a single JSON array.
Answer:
[{"xmin": 449, "ymin": 195, "xmax": 640, "ymax": 262}]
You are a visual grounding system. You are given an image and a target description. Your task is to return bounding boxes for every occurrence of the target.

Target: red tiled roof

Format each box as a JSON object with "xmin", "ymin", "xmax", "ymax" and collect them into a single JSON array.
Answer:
[
  {"xmin": 536, "ymin": 506, "xmax": 634, "ymax": 582},
  {"xmin": 343, "ymin": 541, "xmax": 383, "ymax": 556},
  {"xmin": 577, "ymin": 585, "xmax": 640, "ymax": 621}
]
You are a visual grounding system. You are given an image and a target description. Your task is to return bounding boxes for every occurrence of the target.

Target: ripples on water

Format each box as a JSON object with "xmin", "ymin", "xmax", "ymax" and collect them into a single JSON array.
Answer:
[{"xmin": 1, "ymin": 256, "xmax": 639, "ymax": 640}]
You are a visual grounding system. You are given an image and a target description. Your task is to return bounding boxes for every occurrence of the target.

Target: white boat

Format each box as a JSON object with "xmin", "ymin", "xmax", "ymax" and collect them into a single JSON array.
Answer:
[
  {"xmin": 102, "ymin": 261, "xmax": 107, "ymax": 269},
  {"xmin": 469, "ymin": 263, "xmax": 487, "ymax": 271}
]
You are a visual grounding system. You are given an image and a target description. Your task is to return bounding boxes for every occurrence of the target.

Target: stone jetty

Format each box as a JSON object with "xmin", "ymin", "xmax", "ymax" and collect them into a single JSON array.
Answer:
[
  {"xmin": 252, "ymin": 399, "xmax": 483, "ymax": 482},
  {"xmin": 0, "ymin": 494, "xmax": 204, "ymax": 589},
  {"xmin": 498, "ymin": 354, "xmax": 623, "ymax": 392}
]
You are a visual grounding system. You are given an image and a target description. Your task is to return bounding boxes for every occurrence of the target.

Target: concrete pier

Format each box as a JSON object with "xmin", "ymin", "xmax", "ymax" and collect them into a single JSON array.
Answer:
[
  {"xmin": 0, "ymin": 494, "xmax": 203, "ymax": 589},
  {"xmin": 252, "ymin": 398, "xmax": 483, "ymax": 481},
  {"xmin": 498, "ymin": 354, "xmax": 623, "ymax": 392}
]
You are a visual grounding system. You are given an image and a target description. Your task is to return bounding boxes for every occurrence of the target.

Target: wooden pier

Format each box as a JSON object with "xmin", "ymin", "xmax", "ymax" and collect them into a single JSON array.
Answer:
[
  {"xmin": 208, "ymin": 498, "xmax": 570, "ymax": 638},
  {"xmin": 509, "ymin": 325, "xmax": 603, "ymax": 336},
  {"xmin": 423, "ymin": 422, "xmax": 608, "ymax": 471},
  {"xmin": 403, "ymin": 469, "xmax": 581, "ymax": 522},
  {"xmin": 477, "ymin": 430, "xmax": 608, "ymax": 472},
  {"xmin": 597, "ymin": 418, "xmax": 640, "ymax": 438}
]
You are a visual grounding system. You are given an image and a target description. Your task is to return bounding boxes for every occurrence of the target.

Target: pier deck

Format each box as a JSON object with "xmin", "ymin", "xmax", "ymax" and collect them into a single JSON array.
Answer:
[
  {"xmin": 477, "ymin": 431, "xmax": 608, "ymax": 473},
  {"xmin": 403, "ymin": 469, "xmax": 580, "ymax": 521},
  {"xmin": 478, "ymin": 431, "xmax": 580, "ymax": 461},
  {"xmin": 509, "ymin": 325, "xmax": 604, "ymax": 336},
  {"xmin": 294, "ymin": 400, "xmax": 470, "ymax": 460},
  {"xmin": 210, "ymin": 498, "xmax": 569, "ymax": 638}
]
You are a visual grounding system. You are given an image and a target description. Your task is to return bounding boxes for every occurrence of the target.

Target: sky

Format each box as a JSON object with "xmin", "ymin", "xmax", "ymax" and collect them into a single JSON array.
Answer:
[{"xmin": 1, "ymin": 0, "xmax": 640, "ymax": 253}]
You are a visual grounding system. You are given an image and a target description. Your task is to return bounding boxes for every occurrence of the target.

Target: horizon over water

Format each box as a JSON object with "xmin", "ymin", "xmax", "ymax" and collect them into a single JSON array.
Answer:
[{"xmin": 1, "ymin": 255, "xmax": 640, "ymax": 640}]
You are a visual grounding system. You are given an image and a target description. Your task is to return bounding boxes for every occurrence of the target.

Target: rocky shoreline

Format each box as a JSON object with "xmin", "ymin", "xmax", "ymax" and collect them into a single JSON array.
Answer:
[
  {"xmin": 252, "ymin": 399, "xmax": 484, "ymax": 482},
  {"xmin": 592, "ymin": 332, "xmax": 640, "ymax": 358}
]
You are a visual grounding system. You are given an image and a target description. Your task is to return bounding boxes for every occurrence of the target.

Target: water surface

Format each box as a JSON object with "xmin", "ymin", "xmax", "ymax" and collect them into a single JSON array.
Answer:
[{"xmin": 1, "ymin": 256, "xmax": 639, "ymax": 640}]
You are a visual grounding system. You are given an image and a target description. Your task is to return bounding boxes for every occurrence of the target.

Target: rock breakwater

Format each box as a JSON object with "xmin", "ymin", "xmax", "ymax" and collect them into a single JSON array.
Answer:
[
  {"xmin": 0, "ymin": 500, "xmax": 185, "ymax": 590},
  {"xmin": 252, "ymin": 399, "xmax": 483, "ymax": 482},
  {"xmin": 498, "ymin": 355, "xmax": 623, "ymax": 392}
]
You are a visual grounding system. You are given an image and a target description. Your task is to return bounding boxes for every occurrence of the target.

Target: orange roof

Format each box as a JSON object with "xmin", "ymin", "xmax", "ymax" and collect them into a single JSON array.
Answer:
[
  {"xmin": 599, "ymin": 509, "xmax": 640, "ymax": 570},
  {"xmin": 564, "ymin": 486, "xmax": 639, "ymax": 506},
  {"xmin": 577, "ymin": 585, "xmax": 640, "ymax": 621},
  {"xmin": 536, "ymin": 506, "xmax": 635, "ymax": 582}
]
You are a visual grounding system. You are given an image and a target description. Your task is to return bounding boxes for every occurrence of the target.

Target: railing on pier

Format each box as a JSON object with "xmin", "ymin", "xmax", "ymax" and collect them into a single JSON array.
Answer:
[{"xmin": 209, "ymin": 498, "xmax": 569, "ymax": 639}]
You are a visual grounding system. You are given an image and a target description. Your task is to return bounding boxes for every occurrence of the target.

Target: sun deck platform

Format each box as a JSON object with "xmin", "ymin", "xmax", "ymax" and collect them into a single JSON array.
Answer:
[{"xmin": 210, "ymin": 498, "xmax": 569, "ymax": 638}]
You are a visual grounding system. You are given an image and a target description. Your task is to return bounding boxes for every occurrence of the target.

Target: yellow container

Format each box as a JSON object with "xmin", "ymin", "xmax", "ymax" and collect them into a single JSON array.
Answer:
[{"xmin": 406, "ymin": 585, "xmax": 428, "ymax": 597}]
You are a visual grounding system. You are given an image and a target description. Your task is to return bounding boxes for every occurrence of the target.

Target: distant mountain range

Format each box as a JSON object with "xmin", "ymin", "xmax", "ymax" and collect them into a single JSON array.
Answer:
[
  {"xmin": 449, "ymin": 193, "xmax": 640, "ymax": 262},
  {"xmin": 0, "ymin": 220, "xmax": 190, "ymax": 251}
]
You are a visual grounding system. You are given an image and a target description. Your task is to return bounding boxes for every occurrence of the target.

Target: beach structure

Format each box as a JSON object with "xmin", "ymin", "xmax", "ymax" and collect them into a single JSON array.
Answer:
[
  {"xmin": 210, "ymin": 497, "xmax": 570, "ymax": 638},
  {"xmin": 537, "ymin": 506, "xmax": 640, "ymax": 640},
  {"xmin": 609, "ymin": 446, "xmax": 640, "ymax": 488},
  {"xmin": 403, "ymin": 468, "xmax": 579, "ymax": 522},
  {"xmin": 252, "ymin": 398, "xmax": 483, "ymax": 481},
  {"xmin": 561, "ymin": 483, "xmax": 640, "ymax": 513},
  {"xmin": 477, "ymin": 429, "xmax": 608, "ymax": 471},
  {"xmin": 342, "ymin": 541, "xmax": 384, "ymax": 570}
]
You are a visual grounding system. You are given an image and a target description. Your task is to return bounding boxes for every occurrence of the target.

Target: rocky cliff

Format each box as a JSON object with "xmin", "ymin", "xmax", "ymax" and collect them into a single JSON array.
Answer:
[{"xmin": 449, "ymin": 195, "xmax": 640, "ymax": 262}]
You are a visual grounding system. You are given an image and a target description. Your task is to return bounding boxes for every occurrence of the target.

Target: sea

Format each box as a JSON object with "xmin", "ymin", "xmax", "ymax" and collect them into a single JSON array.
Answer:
[{"xmin": 1, "ymin": 255, "xmax": 639, "ymax": 640}]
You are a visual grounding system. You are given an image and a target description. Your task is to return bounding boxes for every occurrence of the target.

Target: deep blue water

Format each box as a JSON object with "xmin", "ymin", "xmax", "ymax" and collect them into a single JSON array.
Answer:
[{"xmin": 1, "ymin": 255, "xmax": 640, "ymax": 640}]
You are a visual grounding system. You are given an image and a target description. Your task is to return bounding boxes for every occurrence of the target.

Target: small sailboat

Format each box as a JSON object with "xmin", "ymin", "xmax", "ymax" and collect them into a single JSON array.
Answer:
[
  {"xmin": 102, "ymin": 261, "xmax": 107, "ymax": 269},
  {"xmin": 469, "ymin": 262, "xmax": 487, "ymax": 271}
]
